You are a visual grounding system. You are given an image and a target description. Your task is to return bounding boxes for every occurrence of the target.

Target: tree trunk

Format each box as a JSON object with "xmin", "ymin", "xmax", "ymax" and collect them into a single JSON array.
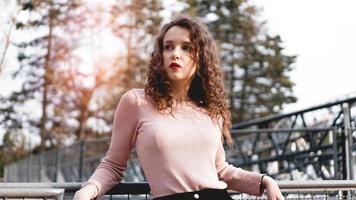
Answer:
[{"xmin": 39, "ymin": 3, "xmax": 54, "ymax": 151}]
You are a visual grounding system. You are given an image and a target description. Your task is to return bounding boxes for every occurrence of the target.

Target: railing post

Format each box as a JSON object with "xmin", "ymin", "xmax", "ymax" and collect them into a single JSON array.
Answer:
[
  {"xmin": 26, "ymin": 155, "xmax": 30, "ymax": 182},
  {"xmin": 55, "ymin": 149, "xmax": 60, "ymax": 182},
  {"xmin": 343, "ymin": 103, "xmax": 354, "ymax": 180},
  {"xmin": 78, "ymin": 140, "xmax": 85, "ymax": 181},
  {"xmin": 27, "ymin": 138, "xmax": 31, "ymax": 182},
  {"xmin": 39, "ymin": 152, "xmax": 42, "ymax": 182},
  {"xmin": 332, "ymin": 127, "xmax": 339, "ymax": 179}
]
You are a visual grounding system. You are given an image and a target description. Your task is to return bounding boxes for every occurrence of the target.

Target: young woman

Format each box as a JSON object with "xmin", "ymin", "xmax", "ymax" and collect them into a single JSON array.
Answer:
[{"xmin": 74, "ymin": 15, "xmax": 284, "ymax": 200}]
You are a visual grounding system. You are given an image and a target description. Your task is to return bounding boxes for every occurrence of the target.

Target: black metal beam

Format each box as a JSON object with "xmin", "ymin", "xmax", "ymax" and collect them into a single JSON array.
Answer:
[{"xmin": 232, "ymin": 96, "xmax": 356, "ymax": 129}]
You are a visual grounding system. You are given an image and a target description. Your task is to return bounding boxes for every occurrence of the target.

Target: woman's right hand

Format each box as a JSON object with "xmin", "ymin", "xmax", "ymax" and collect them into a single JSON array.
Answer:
[
  {"xmin": 262, "ymin": 176, "xmax": 284, "ymax": 200},
  {"xmin": 72, "ymin": 183, "xmax": 98, "ymax": 200},
  {"xmin": 73, "ymin": 190, "xmax": 91, "ymax": 200}
]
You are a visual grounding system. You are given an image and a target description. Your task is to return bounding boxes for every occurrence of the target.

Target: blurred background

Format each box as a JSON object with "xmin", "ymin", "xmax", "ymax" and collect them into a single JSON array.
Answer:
[{"xmin": 0, "ymin": 0, "xmax": 355, "ymax": 187}]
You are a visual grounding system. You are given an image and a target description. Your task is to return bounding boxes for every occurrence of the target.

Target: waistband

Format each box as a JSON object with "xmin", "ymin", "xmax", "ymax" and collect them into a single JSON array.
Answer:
[{"xmin": 153, "ymin": 188, "xmax": 230, "ymax": 200}]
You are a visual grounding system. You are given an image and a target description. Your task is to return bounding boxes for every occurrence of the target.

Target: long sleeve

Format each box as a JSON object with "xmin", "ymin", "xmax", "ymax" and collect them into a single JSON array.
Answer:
[
  {"xmin": 86, "ymin": 90, "xmax": 139, "ymax": 198},
  {"xmin": 215, "ymin": 142, "xmax": 265, "ymax": 196}
]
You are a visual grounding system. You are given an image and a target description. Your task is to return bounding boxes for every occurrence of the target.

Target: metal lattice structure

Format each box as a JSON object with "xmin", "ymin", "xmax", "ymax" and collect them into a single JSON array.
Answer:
[
  {"xmin": 228, "ymin": 96, "xmax": 356, "ymax": 181},
  {"xmin": 4, "ymin": 96, "xmax": 356, "ymax": 182}
]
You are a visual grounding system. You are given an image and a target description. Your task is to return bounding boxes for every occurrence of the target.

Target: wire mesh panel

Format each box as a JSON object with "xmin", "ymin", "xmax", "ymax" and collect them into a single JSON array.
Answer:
[
  {"xmin": 4, "ymin": 137, "xmax": 111, "ymax": 182},
  {"xmin": 42, "ymin": 149, "xmax": 58, "ymax": 181},
  {"xmin": 82, "ymin": 138, "xmax": 111, "ymax": 181},
  {"xmin": 28, "ymin": 154, "xmax": 41, "ymax": 182},
  {"xmin": 60, "ymin": 141, "xmax": 82, "ymax": 182}
]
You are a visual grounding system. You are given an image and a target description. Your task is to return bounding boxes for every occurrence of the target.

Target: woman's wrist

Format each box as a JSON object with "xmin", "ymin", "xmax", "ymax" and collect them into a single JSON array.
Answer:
[
  {"xmin": 260, "ymin": 174, "xmax": 266, "ymax": 185},
  {"xmin": 261, "ymin": 175, "xmax": 274, "ymax": 187}
]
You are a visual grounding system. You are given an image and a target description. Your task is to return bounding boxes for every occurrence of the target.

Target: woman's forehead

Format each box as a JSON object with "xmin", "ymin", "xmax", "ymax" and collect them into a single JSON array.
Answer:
[{"xmin": 163, "ymin": 26, "xmax": 191, "ymax": 44}]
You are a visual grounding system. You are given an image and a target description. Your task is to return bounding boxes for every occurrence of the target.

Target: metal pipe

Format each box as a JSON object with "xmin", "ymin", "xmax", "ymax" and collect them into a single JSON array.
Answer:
[
  {"xmin": 78, "ymin": 140, "xmax": 85, "ymax": 182},
  {"xmin": 343, "ymin": 103, "xmax": 354, "ymax": 180},
  {"xmin": 332, "ymin": 128, "xmax": 339, "ymax": 179},
  {"xmin": 231, "ymin": 127, "xmax": 334, "ymax": 135},
  {"xmin": 0, "ymin": 188, "xmax": 64, "ymax": 200},
  {"xmin": 232, "ymin": 96, "xmax": 356, "ymax": 129}
]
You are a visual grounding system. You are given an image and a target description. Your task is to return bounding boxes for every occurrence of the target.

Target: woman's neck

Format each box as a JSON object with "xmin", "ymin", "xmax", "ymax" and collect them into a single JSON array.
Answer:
[{"xmin": 170, "ymin": 82, "xmax": 191, "ymax": 103}]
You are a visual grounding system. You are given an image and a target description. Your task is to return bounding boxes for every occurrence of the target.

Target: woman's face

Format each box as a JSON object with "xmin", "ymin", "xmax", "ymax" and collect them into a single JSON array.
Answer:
[{"xmin": 162, "ymin": 26, "xmax": 197, "ymax": 85}]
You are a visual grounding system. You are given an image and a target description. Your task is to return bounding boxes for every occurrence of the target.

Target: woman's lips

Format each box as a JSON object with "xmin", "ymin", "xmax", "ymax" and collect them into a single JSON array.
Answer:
[{"xmin": 169, "ymin": 63, "xmax": 181, "ymax": 70}]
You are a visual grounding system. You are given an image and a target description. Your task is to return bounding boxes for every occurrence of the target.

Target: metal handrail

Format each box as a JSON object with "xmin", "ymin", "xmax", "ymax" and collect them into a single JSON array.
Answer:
[
  {"xmin": 1, "ymin": 181, "xmax": 356, "ymax": 194},
  {"xmin": 231, "ymin": 127, "xmax": 335, "ymax": 135},
  {"xmin": 277, "ymin": 180, "xmax": 356, "ymax": 192},
  {"xmin": 0, "ymin": 188, "xmax": 64, "ymax": 200}
]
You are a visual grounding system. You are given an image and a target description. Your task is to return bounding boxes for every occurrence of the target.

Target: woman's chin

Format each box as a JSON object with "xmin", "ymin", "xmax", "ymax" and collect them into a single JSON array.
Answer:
[{"xmin": 167, "ymin": 75, "xmax": 183, "ymax": 82}]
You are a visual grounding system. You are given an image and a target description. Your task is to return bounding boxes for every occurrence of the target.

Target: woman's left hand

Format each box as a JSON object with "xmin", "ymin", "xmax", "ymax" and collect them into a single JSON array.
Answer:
[{"xmin": 262, "ymin": 176, "xmax": 285, "ymax": 200}]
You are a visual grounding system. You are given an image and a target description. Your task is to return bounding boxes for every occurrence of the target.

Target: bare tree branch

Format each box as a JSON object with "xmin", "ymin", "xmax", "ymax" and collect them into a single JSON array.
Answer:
[{"xmin": 0, "ymin": 5, "xmax": 20, "ymax": 75}]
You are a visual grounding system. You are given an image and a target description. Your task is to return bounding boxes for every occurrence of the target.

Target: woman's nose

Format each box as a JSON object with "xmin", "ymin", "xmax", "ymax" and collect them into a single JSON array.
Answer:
[{"xmin": 172, "ymin": 48, "xmax": 181, "ymax": 60}]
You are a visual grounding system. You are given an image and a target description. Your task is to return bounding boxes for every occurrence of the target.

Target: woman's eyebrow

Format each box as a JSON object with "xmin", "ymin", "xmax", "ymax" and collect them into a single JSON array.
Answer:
[
  {"xmin": 163, "ymin": 40, "xmax": 192, "ymax": 45},
  {"xmin": 163, "ymin": 41, "xmax": 173, "ymax": 44},
  {"xmin": 182, "ymin": 41, "xmax": 192, "ymax": 45}
]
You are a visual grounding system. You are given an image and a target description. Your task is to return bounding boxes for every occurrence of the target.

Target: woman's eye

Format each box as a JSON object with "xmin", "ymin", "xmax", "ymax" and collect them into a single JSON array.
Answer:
[
  {"xmin": 182, "ymin": 46, "xmax": 192, "ymax": 52},
  {"xmin": 164, "ymin": 45, "xmax": 172, "ymax": 50}
]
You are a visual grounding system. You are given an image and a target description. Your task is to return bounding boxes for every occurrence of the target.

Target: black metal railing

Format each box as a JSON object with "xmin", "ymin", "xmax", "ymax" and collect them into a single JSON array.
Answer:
[{"xmin": 1, "ymin": 181, "xmax": 356, "ymax": 200}]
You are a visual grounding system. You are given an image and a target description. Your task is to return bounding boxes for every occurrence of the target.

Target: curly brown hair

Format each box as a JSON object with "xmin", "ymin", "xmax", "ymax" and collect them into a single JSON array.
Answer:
[{"xmin": 144, "ymin": 14, "xmax": 232, "ymax": 145}]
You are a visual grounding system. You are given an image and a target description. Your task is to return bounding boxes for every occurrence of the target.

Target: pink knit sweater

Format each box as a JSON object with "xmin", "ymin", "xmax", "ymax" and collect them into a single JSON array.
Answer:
[{"xmin": 86, "ymin": 89, "xmax": 264, "ymax": 198}]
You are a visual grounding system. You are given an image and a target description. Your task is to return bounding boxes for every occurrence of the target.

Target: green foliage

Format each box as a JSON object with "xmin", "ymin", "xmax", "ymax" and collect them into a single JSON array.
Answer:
[{"xmin": 181, "ymin": 0, "xmax": 297, "ymax": 122}]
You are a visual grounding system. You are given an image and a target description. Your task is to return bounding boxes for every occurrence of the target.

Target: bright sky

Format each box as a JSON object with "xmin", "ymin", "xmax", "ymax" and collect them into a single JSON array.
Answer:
[
  {"xmin": 1, "ymin": 0, "xmax": 356, "ymax": 132},
  {"xmin": 253, "ymin": 0, "xmax": 356, "ymax": 112}
]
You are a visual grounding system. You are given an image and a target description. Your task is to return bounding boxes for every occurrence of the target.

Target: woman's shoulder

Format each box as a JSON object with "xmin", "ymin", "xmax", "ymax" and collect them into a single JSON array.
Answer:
[
  {"xmin": 122, "ymin": 88, "xmax": 152, "ymax": 105},
  {"xmin": 129, "ymin": 88, "xmax": 144, "ymax": 96}
]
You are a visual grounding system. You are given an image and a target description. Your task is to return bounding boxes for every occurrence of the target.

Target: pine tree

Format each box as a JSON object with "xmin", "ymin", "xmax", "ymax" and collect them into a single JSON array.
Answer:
[
  {"xmin": 109, "ymin": 0, "xmax": 162, "ymax": 88},
  {"xmin": 83, "ymin": 0, "xmax": 163, "ymax": 137},
  {"xmin": 0, "ymin": 0, "xmax": 85, "ymax": 151},
  {"xmin": 181, "ymin": 0, "xmax": 297, "ymax": 122},
  {"xmin": 46, "ymin": 0, "xmax": 163, "ymax": 141},
  {"xmin": 0, "ymin": 0, "xmax": 164, "ymax": 154}
]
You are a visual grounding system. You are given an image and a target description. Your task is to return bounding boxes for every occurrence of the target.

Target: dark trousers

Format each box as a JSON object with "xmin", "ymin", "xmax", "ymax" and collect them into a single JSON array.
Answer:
[{"xmin": 153, "ymin": 188, "xmax": 233, "ymax": 200}]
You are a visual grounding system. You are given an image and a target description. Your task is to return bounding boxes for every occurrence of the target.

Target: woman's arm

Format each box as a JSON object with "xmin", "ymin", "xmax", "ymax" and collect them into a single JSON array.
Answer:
[
  {"xmin": 261, "ymin": 175, "xmax": 285, "ymax": 200},
  {"xmin": 74, "ymin": 90, "xmax": 140, "ymax": 200},
  {"xmin": 215, "ymin": 142, "xmax": 284, "ymax": 199},
  {"xmin": 215, "ymin": 142, "xmax": 264, "ymax": 196}
]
